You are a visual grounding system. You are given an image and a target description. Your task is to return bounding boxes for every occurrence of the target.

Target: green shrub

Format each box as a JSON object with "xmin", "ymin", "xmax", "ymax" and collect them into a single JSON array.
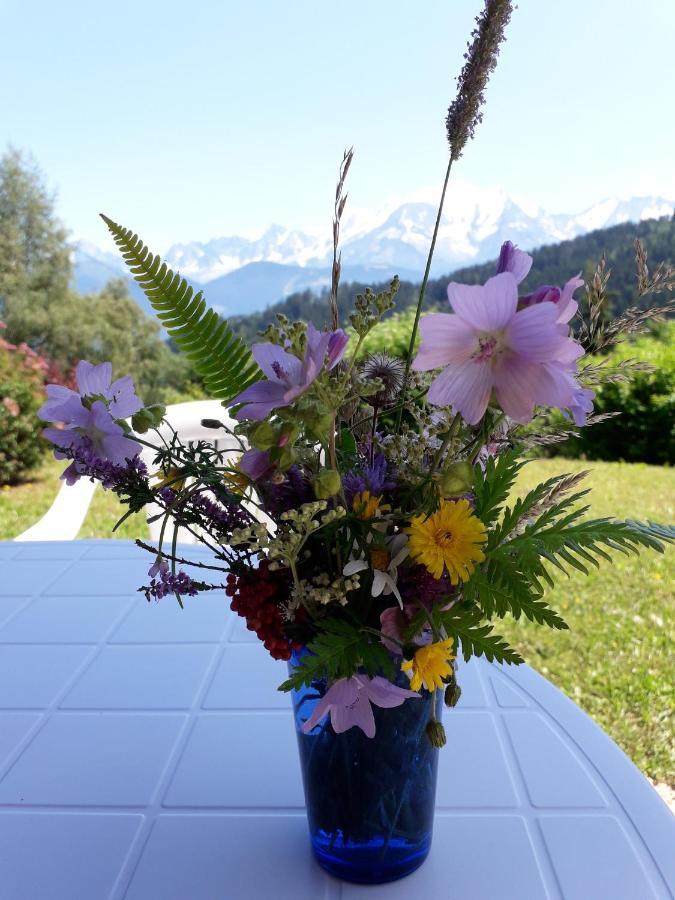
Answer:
[
  {"xmin": 553, "ymin": 323, "xmax": 675, "ymax": 465},
  {"xmin": 0, "ymin": 326, "xmax": 48, "ymax": 485}
]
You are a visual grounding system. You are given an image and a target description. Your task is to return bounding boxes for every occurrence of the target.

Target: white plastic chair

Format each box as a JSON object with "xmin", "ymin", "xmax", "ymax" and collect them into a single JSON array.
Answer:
[{"xmin": 15, "ymin": 400, "xmax": 241, "ymax": 544}]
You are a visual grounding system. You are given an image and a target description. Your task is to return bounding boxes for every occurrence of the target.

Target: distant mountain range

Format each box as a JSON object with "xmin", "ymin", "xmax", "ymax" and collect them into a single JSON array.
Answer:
[{"xmin": 73, "ymin": 192, "xmax": 674, "ymax": 319}]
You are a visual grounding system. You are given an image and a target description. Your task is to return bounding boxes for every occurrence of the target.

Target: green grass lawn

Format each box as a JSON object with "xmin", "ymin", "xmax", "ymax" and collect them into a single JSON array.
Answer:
[{"xmin": 1, "ymin": 455, "xmax": 673, "ymax": 784}]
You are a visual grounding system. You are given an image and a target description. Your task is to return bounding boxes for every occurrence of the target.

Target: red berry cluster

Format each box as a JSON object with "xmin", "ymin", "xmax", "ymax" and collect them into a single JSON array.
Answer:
[{"xmin": 226, "ymin": 561, "xmax": 302, "ymax": 661}]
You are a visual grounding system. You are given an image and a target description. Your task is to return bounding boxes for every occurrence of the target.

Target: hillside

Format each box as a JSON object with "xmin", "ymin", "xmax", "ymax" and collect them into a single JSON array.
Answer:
[{"xmin": 231, "ymin": 214, "xmax": 675, "ymax": 341}]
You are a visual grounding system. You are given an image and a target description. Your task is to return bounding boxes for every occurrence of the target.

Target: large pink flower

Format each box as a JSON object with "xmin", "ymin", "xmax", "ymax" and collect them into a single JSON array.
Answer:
[
  {"xmin": 412, "ymin": 272, "xmax": 586, "ymax": 425},
  {"xmin": 302, "ymin": 674, "xmax": 419, "ymax": 738}
]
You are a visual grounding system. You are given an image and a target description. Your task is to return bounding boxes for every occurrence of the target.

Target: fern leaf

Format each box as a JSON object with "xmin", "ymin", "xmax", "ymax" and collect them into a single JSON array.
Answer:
[
  {"xmin": 473, "ymin": 450, "xmax": 525, "ymax": 528},
  {"xmin": 438, "ymin": 606, "xmax": 524, "ymax": 665},
  {"xmin": 100, "ymin": 215, "xmax": 260, "ymax": 404},
  {"xmin": 465, "ymin": 565, "xmax": 568, "ymax": 630},
  {"xmin": 278, "ymin": 619, "xmax": 394, "ymax": 692}
]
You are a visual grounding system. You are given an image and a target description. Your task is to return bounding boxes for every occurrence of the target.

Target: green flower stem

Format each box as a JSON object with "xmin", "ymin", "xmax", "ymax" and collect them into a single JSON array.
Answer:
[
  {"xmin": 429, "ymin": 413, "xmax": 462, "ymax": 478},
  {"xmin": 359, "ymin": 624, "xmax": 406, "ymax": 650},
  {"xmin": 395, "ymin": 155, "xmax": 454, "ymax": 433}
]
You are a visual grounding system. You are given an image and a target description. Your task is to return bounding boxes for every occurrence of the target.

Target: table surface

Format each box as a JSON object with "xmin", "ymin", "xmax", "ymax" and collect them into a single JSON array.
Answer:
[{"xmin": 0, "ymin": 540, "xmax": 672, "ymax": 900}]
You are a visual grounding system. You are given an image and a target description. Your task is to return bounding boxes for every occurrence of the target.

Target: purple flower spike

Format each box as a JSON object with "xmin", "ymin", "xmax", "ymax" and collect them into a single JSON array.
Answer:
[
  {"xmin": 142, "ymin": 565, "xmax": 199, "ymax": 602},
  {"xmin": 232, "ymin": 324, "xmax": 350, "ymax": 421},
  {"xmin": 496, "ymin": 240, "xmax": 533, "ymax": 284},
  {"xmin": 302, "ymin": 674, "xmax": 419, "ymax": 738}
]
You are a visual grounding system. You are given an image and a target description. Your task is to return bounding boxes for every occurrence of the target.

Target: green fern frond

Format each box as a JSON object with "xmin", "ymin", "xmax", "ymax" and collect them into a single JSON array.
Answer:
[
  {"xmin": 473, "ymin": 450, "xmax": 525, "ymax": 528},
  {"xmin": 465, "ymin": 564, "xmax": 568, "ymax": 630},
  {"xmin": 101, "ymin": 215, "xmax": 260, "ymax": 404},
  {"xmin": 278, "ymin": 619, "xmax": 394, "ymax": 692},
  {"xmin": 439, "ymin": 605, "xmax": 524, "ymax": 665}
]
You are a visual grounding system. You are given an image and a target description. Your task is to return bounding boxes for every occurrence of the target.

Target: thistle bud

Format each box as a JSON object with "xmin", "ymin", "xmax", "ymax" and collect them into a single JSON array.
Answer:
[
  {"xmin": 425, "ymin": 718, "xmax": 447, "ymax": 749},
  {"xmin": 444, "ymin": 681, "xmax": 462, "ymax": 708},
  {"xmin": 314, "ymin": 469, "xmax": 342, "ymax": 500},
  {"xmin": 439, "ymin": 461, "xmax": 474, "ymax": 497}
]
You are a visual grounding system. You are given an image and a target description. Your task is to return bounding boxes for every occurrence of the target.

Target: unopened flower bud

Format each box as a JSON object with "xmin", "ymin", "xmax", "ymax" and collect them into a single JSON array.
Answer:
[
  {"xmin": 439, "ymin": 461, "xmax": 474, "ymax": 497},
  {"xmin": 444, "ymin": 681, "xmax": 462, "ymax": 708},
  {"xmin": 201, "ymin": 418, "xmax": 224, "ymax": 429},
  {"xmin": 314, "ymin": 469, "xmax": 342, "ymax": 500},
  {"xmin": 131, "ymin": 404, "xmax": 166, "ymax": 434},
  {"xmin": 250, "ymin": 421, "xmax": 278, "ymax": 451},
  {"xmin": 425, "ymin": 718, "xmax": 447, "ymax": 748}
]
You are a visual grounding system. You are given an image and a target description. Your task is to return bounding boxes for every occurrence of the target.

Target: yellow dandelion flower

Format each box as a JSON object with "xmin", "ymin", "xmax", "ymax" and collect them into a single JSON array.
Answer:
[
  {"xmin": 352, "ymin": 490, "xmax": 391, "ymax": 521},
  {"xmin": 405, "ymin": 498, "xmax": 486, "ymax": 582},
  {"xmin": 402, "ymin": 638, "xmax": 456, "ymax": 692}
]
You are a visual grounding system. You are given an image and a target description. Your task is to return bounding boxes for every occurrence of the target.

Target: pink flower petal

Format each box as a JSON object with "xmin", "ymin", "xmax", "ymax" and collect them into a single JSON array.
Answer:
[
  {"xmin": 556, "ymin": 274, "xmax": 584, "ymax": 323},
  {"xmin": 506, "ymin": 303, "xmax": 569, "ymax": 361},
  {"xmin": 554, "ymin": 338, "xmax": 585, "ymax": 366},
  {"xmin": 533, "ymin": 362, "xmax": 577, "ymax": 408},
  {"xmin": 232, "ymin": 381, "xmax": 288, "ymax": 420},
  {"xmin": 239, "ymin": 448, "xmax": 273, "ymax": 480},
  {"xmin": 379, "ymin": 606, "xmax": 406, "ymax": 654},
  {"xmin": 359, "ymin": 675, "xmax": 419, "ymax": 708},
  {"xmin": 302, "ymin": 693, "xmax": 333, "ymax": 733},
  {"xmin": 412, "ymin": 314, "xmax": 477, "ymax": 371},
  {"xmin": 447, "ymin": 273, "xmax": 518, "ymax": 331},
  {"xmin": 492, "ymin": 353, "xmax": 540, "ymax": 423},
  {"xmin": 252, "ymin": 343, "xmax": 304, "ymax": 385},
  {"xmin": 76, "ymin": 361, "xmax": 112, "ymax": 396},
  {"xmin": 427, "ymin": 359, "xmax": 493, "ymax": 425},
  {"xmin": 496, "ymin": 241, "xmax": 533, "ymax": 284},
  {"xmin": 331, "ymin": 690, "xmax": 376, "ymax": 737},
  {"xmin": 326, "ymin": 330, "xmax": 349, "ymax": 369}
]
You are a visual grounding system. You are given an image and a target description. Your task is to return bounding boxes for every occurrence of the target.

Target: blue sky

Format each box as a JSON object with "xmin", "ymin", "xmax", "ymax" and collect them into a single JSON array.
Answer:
[{"xmin": 2, "ymin": 0, "xmax": 674, "ymax": 250}]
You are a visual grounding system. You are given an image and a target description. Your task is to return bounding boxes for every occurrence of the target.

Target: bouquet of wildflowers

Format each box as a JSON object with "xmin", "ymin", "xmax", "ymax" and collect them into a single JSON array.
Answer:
[{"xmin": 39, "ymin": 0, "xmax": 674, "ymax": 749}]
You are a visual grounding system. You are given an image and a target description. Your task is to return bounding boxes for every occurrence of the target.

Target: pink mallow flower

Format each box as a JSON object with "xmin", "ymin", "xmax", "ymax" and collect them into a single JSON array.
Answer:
[
  {"xmin": 232, "ymin": 323, "xmax": 349, "ymax": 421},
  {"xmin": 302, "ymin": 674, "xmax": 419, "ymax": 738},
  {"xmin": 412, "ymin": 271, "xmax": 588, "ymax": 425}
]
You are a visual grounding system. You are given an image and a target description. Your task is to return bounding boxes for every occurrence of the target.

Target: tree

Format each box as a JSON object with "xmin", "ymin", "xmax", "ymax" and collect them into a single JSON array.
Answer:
[{"xmin": 0, "ymin": 147, "xmax": 72, "ymax": 349}]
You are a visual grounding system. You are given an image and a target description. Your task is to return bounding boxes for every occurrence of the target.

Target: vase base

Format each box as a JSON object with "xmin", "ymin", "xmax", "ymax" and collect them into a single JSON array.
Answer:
[{"xmin": 311, "ymin": 835, "xmax": 431, "ymax": 884}]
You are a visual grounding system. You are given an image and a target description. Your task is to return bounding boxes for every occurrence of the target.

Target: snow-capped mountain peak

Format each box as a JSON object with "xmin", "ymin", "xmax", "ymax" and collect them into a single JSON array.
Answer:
[{"xmin": 75, "ymin": 190, "xmax": 674, "ymax": 318}]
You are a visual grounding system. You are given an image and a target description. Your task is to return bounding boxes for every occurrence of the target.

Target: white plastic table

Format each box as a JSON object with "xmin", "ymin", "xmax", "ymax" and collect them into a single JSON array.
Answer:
[{"xmin": 0, "ymin": 540, "xmax": 672, "ymax": 900}]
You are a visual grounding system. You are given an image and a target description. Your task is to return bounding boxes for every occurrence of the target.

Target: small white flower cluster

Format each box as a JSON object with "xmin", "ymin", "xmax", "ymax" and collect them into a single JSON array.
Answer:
[
  {"xmin": 230, "ymin": 522, "xmax": 270, "ymax": 551},
  {"xmin": 268, "ymin": 501, "xmax": 347, "ymax": 571},
  {"xmin": 380, "ymin": 407, "xmax": 450, "ymax": 477},
  {"xmin": 288, "ymin": 571, "xmax": 361, "ymax": 615}
]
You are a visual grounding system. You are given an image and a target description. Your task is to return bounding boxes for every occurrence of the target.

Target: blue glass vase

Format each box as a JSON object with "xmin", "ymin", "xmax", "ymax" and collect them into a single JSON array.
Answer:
[{"xmin": 289, "ymin": 652, "xmax": 443, "ymax": 884}]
